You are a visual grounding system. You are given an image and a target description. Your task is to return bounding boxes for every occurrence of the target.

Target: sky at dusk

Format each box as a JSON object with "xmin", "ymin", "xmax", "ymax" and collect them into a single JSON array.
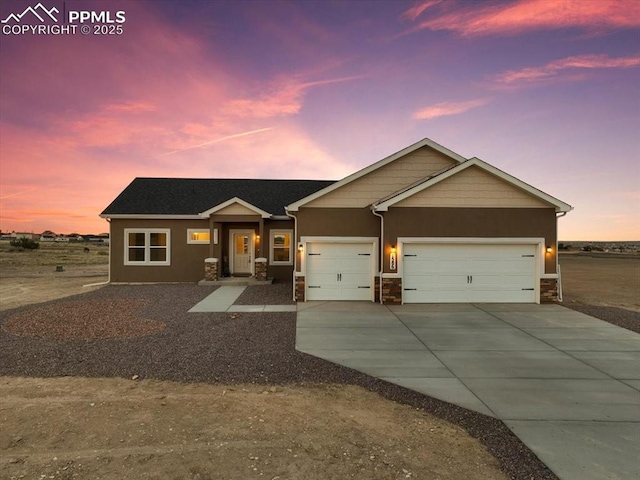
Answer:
[{"xmin": 0, "ymin": 0, "xmax": 638, "ymax": 240}]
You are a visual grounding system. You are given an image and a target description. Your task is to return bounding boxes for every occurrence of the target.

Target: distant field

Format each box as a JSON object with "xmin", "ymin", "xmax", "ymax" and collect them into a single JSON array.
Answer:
[
  {"xmin": 0, "ymin": 240, "xmax": 109, "ymax": 268},
  {"xmin": 559, "ymin": 253, "xmax": 640, "ymax": 312},
  {"xmin": 0, "ymin": 241, "xmax": 109, "ymax": 311}
]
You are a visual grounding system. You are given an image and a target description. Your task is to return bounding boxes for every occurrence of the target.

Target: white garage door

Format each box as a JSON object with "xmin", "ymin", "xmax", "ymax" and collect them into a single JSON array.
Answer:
[
  {"xmin": 403, "ymin": 243, "xmax": 537, "ymax": 303},
  {"xmin": 306, "ymin": 242, "xmax": 374, "ymax": 301}
]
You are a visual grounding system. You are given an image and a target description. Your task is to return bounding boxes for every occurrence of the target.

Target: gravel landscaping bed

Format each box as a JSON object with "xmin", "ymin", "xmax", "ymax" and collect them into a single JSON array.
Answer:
[
  {"xmin": 0, "ymin": 284, "xmax": 557, "ymax": 480},
  {"xmin": 564, "ymin": 303, "xmax": 640, "ymax": 333}
]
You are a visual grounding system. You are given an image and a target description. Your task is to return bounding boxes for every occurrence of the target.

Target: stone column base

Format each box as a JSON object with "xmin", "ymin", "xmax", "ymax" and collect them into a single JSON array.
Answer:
[
  {"xmin": 540, "ymin": 278, "xmax": 558, "ymax": 303},
  {"xmin": 382, "ymin": 277, "xmax": 402, "ymax": 304},
  {"xmin": 295, "ymin": 276, "xmax": 305, "ymax": 302},
  {"xmin": 255, "ymin": 258, "xmax": 267, "ymax": 281},
  {"xmin": 204, "ymin": 258, "xmax": 218, "ymax": 281}
]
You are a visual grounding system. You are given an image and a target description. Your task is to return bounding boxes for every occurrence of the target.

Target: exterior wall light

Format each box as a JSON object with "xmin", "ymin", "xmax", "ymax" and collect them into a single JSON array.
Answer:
[
  {"xmin": 390, "ymin": 244, "xmax": 397, "ymax": 271},
  {"xmin": 546, "ymin": 246, "xmax": 553, "ymax": 254},
  {"xmin": 298, "ymin": 243, "xmax": 303, "ymax": 252}
]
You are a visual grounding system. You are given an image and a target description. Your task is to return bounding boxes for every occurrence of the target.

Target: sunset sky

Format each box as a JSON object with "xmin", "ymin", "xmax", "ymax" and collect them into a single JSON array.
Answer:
[{"xmin": 0, "ymin": 0, "xmax": 638, "ymax": 240}]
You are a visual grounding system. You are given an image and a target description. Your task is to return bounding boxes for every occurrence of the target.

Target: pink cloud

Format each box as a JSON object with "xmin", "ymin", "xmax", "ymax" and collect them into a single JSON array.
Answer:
[
  {"xmin": 492, "ymin": 54, "xmax": 640, "ymax": 86},
  {"xmin": 400, "ymin": 0, "xmax": 443, "ymax": 22},
  {"xmin": 401, "ymin": 0, "xmax": 639, "ymax": 36},
  {"xmin": 413, "ymin": 98, "xmax": 490, "ymax": 120},
  {"xmin": 224, "ymin": 75, "xmax": 364, "ymax": 118}
]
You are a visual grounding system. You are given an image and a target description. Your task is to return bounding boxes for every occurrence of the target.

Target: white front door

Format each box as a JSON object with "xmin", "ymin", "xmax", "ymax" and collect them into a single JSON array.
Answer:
[
  {"xmin": 305, "ymin": 242, "xmax": 374, "ymax": 301},
  {"xmin": 230, "ymin": 230, "xmax": 254, "ymax": 275}
]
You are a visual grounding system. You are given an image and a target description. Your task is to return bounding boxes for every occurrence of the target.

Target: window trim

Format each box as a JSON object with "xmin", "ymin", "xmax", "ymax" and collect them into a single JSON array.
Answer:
[
  {"xmin": 187, "ymin": 228, "xmax": 210, "ymax": 245},
  {"xmin": 124, "ymin": 228, "xmax": 171, "ymax": 266},
  {"xmin": 270, "ymin": 229, "xmax": 293, "ymax": 265}
]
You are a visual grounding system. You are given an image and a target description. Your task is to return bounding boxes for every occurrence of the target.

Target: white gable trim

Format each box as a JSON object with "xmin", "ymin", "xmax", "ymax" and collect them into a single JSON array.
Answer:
[
  {"xmin": 199, "ymin": 197, "xmax": 271, "ymax": 218},
  {"xmin": 373, "ymin": 157, "xmax": 573, "ymax": 213},
  {"xmin": 286, "ymin": 138, "xmax": 466, "ymax": 211}
]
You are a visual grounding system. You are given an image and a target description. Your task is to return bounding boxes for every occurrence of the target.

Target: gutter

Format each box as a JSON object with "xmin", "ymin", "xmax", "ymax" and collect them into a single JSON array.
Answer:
[
  {"xmin": 371, "ymin": 207, "xmax": 384, "ymax": 304},
  {"xmin": 555, "ymin": 211, "xmax": 568, "ymax": 302},
  {"xmin": 284, "ymin": 207, "xmax": 298, "ymax": 302}
]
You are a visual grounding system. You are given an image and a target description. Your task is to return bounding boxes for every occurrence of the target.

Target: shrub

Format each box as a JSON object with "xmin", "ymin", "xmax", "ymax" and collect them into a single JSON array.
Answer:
[{"xmin": 9, "ymin": 238, "xmax": 40, "ymax": 250}]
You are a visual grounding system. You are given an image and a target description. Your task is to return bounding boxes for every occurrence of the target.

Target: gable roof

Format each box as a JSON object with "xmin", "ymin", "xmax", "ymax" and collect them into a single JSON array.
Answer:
[
  {"xmin": 100, "ymin": 178, "xmax": 335, "ymax": 218},
  {"xmin": 286, "ymin": 138, "xmax": 467, "ymax": 211},
  {"xmin": 373, "ymin": 157, "xmax": 573, "ymax": 213}
]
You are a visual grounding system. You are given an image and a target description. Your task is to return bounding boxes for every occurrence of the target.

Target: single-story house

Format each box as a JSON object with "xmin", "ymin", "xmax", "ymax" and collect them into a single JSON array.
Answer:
[{"xmin": 100, "ymin": 138, "xmax": 572, "ymax": 304}]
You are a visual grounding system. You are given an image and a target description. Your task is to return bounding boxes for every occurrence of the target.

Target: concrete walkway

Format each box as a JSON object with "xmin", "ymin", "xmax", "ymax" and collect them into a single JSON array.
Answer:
[
  {"xmin": 296, "ymin": 301, "xmax": 640, "ymax": 480},
  {"xmin": 188, "ymin": 286, "xmax": 296, "ymax": 312}
]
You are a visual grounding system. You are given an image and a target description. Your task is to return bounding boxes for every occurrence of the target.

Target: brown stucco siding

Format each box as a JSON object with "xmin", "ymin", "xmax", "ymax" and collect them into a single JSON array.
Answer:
[
  {"xmin": 110, "ymin": 219, "xmax": 210, "ymax": 283},
  {"xmin": 295, "ymin": 207, "xmax": 380, "ymax": 273},
  {"xmin": 383, "ymin": 207, "xmax": 557, "ymax": 274},
  {"xmin": 297, "ymin": 208, "xmax": 379, "ymax": 237}
]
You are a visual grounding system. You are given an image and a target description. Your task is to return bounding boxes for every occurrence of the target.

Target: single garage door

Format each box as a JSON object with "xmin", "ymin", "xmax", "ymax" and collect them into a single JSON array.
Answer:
[
  {"xmin": 403, "ymin": 243, "xmax": 537, "ymax": 303},
  {"xmin": 306, "ymin": 242, "xmax": 374, "ymax": 301}
]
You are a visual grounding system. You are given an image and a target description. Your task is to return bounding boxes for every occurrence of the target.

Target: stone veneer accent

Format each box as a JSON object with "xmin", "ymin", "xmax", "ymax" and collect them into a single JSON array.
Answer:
[
  {"xmin": 295, "ymin": 276, "xmax": 305, "ymax": 302},
  {"xmin": 255, "ymin": 258, "xmax": 267, "ymax": 281},
  {"xmin": 540, "ymin": 278, "xmax": 558, "ymax": 303},
  {"xmin": 374, "ymin": 276, "xmax": 380, "ymax": 303},
  {"xmin": 382, "ymin": 277, "xmax": 402, "ymax": 304},
  {"xmin": 204, "ymin": 258, "xmax": 218, "ymax": 281}
]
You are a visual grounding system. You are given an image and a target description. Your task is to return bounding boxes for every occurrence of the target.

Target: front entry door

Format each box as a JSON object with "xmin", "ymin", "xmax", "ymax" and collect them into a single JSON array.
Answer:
[{"xmin": 230, "ymin": 230, "xmax": 253, "ymax": 275}]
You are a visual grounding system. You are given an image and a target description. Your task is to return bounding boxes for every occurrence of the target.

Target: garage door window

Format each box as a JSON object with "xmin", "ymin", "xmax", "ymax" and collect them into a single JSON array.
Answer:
[
  {"xmin": 125, "ymin": 229, "xmax": 170, "ymax": 265},
  {"xmin": 270, "ymin": 230, "xmax": 292, "ymax": 265}
]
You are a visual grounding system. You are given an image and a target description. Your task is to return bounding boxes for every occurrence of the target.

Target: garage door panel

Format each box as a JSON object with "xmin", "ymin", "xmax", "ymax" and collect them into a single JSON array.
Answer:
[
  {"xmin": 305, "ymin": 242, "xmax": 374, "ymax": 301},
  {"xmin": 403, "ymin": 243, "xmax": 537, "ymax": 304}
]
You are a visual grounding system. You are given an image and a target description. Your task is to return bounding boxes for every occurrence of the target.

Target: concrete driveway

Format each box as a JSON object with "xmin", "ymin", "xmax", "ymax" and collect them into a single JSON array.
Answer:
[{"xmin": 296, "ymin": 302, "xmax": 640, "ymax": 480}]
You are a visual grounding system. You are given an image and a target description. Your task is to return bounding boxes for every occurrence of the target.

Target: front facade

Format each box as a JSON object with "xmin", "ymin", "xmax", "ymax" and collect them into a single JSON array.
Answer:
[{"xmin": 101, "ymin": 138, "xmax": 572, "ymax": 303}]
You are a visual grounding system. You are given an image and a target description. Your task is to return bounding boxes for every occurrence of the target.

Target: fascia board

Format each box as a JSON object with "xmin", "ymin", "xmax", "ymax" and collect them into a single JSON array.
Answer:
[{"xmin": 286, "ymin": 137, "xmax": 467, "ymax": 211}]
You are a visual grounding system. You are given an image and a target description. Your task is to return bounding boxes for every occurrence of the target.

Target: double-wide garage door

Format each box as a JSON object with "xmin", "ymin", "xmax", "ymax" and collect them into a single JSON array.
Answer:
[
  {"xmin": 403, "ymin": 243, "xmax": 537, "ymax": 303},
  {"xmin": 306, "ymin": 242, "xmax": 374, "ymax": 301}
]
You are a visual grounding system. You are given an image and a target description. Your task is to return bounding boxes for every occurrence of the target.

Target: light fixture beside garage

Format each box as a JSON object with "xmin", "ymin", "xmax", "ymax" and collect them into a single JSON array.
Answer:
[
  {"xmin": 390, "ymin": 244, "xmax": 397, "ymax": 271},
  {"xmin": 546, "ymin": 245, "xmax": 553, "ymax": 254},
  {"xmin": 298, "ymin": 243, "xmax": 304, "ymax": 252}
]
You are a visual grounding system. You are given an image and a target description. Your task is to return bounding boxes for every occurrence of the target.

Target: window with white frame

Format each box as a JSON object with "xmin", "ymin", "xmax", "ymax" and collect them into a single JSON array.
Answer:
[
  {"xmin": 187, "ymin": 229, "xmax": 210, "ymax": 244},
  {"xmin": 125, "ymin": 229, "xmax": 170, "ymax": 265},
  {"xmin": 270, "ymin": 230, "xmax": 293, "ymax": 265}
]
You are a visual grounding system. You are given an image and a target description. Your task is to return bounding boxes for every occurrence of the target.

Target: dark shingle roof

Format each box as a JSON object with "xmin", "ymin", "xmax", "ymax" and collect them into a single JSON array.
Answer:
[{"xmin": 101, "ymin": 178, "xmax": 335, "ymax": 216}]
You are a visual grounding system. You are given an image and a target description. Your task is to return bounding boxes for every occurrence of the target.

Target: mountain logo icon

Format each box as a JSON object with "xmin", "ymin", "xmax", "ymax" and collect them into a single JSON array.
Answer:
[{"xmin": 1, "ymin": 2, "xmax": 59, "ymax": 24}]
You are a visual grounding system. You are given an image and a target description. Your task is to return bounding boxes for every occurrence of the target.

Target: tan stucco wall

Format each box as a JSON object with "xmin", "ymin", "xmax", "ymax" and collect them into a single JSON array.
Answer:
[
  {"xmin": 305, "ymin": 146, "xmax": 457, "ymax": 208},
  {"xmin": 382, "ymin": 207, "xmax": 557, "ymax": 274},
  {"xmin": 394, "ymin": 166, "xmax": 552, "ymax": 208},
  {"xmin": 110, "ymin": 219, "xmax": 210, "ymax": 283},
  {"xmin": 214, "ymin": 202, "xmax": 261, "ymax": 215}
]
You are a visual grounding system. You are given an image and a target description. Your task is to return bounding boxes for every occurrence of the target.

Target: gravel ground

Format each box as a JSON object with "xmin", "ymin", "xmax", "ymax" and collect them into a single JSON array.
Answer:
[
  {"xmin": 0, "ymin": 284, "xmax": 557, "ymax": 480},
  {"xmin": 234, "ymin": 281, "xmax": 296, "ymax": 305},
  {"xmin": 563, "ymin": 303, "xmax": 640, "ymax": 333}
]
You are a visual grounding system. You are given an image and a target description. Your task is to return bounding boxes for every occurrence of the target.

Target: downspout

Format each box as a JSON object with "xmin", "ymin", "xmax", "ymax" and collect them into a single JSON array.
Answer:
[
  {"xmin": 555, "ymin": 211, "xmax": 568, "ymax": 302},
  {"xmin": 285, "ymin": 207, "xmax": 298, "ymax": 302},
  {"xmin": 371, "ymin": 207, "xmax": 384, "ymax": 304}
]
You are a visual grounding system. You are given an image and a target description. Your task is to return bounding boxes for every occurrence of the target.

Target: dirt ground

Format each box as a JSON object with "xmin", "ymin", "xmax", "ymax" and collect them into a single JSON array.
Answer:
[
  {"xmin": 1, "ymin": 378, "xmax": 507, "ymax": 480},
  {"xmin": 559, "ymin": 253, "xmax": 640, "ymax": 312},
  {"xmin": 0, "ymin": 242, "xmax": 109, "ymax": 312}
]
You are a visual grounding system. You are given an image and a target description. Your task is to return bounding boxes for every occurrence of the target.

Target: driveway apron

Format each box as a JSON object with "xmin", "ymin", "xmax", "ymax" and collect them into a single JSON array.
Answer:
[{"xmin": 296, "ymin": 301, "xmax": 640, "ymax": 480}]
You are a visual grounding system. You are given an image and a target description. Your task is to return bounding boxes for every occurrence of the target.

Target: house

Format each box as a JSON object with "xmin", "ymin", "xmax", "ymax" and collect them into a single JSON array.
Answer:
[{"xmin": 100, "ymin": 138, "xmax": 572, "ymax": 304}]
